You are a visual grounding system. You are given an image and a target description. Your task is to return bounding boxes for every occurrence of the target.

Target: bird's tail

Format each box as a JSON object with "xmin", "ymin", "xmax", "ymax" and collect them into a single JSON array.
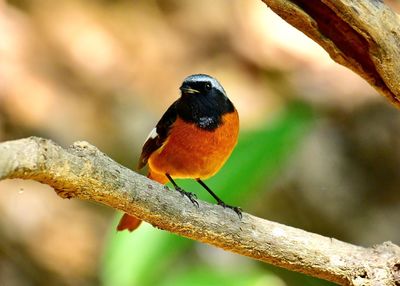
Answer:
[
  {"xmin": 116, "ymin": 171, "xmax": 167, "ymax": 232},
  {"xmin": 116, "ymin": 213, "xmax": 142, "ymax": 232}
]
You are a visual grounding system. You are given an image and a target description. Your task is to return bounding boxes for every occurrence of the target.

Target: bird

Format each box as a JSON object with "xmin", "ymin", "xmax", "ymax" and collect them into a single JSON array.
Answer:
[{"xmin": 117, "ymin": 74, "xmax": 240, "ymax": 232}]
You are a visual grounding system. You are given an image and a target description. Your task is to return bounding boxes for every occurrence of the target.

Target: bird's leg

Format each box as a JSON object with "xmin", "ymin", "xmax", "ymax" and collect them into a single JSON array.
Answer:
[
  {"xmin": 165, "ymin": 173, "xmax": 199, "ymax": 207},
  {"xmin": 196, "ymin": 178, "xmax": 242, "ymax": 218}
]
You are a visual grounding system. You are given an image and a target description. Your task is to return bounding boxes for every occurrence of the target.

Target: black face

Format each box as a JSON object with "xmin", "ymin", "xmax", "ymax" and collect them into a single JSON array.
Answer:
[{"xmin": 177, "ymin": 74, "xmax": 234, "ymax": 130}]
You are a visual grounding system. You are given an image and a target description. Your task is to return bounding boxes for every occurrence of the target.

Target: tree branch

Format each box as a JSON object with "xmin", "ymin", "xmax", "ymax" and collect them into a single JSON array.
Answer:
[
  {"xmin": 261, "ymin": 0, "xmax": 400, "ymax": 107},
  {"xmin": 0, "ymin": 137, "xmax": 399, "ymax": 285}
]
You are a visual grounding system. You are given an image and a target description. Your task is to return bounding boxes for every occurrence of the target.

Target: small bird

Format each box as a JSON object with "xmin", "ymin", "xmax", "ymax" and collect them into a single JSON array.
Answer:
[{"xmin": 117, "ymin": 74, "xmax": 240, "ymax": 231}]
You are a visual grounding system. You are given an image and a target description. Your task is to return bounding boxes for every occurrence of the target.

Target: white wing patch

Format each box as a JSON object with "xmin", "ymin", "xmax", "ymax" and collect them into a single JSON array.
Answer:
[{"xmin": 145, "ymin": 127, "xmax": 158, "ymax": 142}]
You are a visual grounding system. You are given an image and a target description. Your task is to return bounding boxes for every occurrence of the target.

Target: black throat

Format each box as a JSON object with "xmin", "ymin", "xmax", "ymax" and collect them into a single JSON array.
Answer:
[{"xmin": 177, "ymin": 93, "xmax": 235, "ymax": 131}]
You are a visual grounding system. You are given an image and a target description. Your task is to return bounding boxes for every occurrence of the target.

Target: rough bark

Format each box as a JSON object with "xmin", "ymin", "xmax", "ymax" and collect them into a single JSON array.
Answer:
[
  {"xmin": 0, "ymin": 137, "xmax": 399, "ymax": 286},
  {"xmin": 261, "ymin": 0, "xmax": 400, "ymax": 108}
]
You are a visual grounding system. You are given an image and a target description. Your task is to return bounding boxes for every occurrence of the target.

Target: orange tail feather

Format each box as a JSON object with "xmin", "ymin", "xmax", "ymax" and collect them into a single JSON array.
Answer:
[
  {"xmin": 117, "ymin": 213, "xmax": 142, "ymax": 232},
  {"xmin": 116, "ymin": 170, "xmax": 167, "ymax": 232}
]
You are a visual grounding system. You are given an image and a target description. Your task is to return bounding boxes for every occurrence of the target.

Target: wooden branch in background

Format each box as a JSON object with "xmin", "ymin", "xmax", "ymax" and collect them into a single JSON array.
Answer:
[
  {"xmin": 261, "ymin": 0, "xmax": 400, "ymax": 107},
  {"xmin": 0, "ymin": 137, "xmax": 399, "ymax": 285}
]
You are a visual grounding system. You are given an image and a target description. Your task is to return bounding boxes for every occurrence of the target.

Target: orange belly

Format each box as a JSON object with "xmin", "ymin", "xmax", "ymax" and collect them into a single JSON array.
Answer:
[{"xmin": 148, "ymin": 111, "xmax": 239, "ymax": 180}]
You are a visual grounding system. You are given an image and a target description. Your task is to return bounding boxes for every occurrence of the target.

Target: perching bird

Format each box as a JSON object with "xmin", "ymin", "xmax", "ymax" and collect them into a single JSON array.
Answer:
[{"xmin": 117, "ymin": 74, "xmax": 240, "ymax": 231}]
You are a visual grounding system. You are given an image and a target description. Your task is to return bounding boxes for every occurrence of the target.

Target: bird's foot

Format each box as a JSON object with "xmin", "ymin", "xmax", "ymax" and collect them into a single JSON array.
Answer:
[
  {"xmin": 175, "ymin": 187, "xmax": 199, "ymax": 208},
  {"xmin": 218, "ymin": 201, "xmax": 242, "ymax": 219}
]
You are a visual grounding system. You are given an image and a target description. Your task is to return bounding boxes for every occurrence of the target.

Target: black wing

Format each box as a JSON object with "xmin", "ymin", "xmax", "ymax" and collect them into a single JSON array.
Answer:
[{"xmin": 137, "ymin": 100, "xmax": 178, "ymax": 169}]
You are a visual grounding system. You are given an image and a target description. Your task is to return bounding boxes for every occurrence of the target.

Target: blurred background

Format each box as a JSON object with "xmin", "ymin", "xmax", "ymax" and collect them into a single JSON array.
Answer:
[{"xmin": 0, "ymin": 0, "xmax": 399, "ymax": 285}]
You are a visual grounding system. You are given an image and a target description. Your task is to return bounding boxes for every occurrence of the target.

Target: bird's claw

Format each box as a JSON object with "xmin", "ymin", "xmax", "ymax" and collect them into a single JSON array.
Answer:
[
  {"xmin": 176, "ymin": 187, "xmax": 199, "ymax": 208},
  {"xmin": 218, "ymin": 202, "xmax": 242, "ymax": 219}
]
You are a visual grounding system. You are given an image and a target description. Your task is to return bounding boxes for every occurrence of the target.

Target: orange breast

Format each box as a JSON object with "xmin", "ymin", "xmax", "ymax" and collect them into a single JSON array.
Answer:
[{"xmin": 148, "ymin": 110, "xmax": 239, "ymax": 180}]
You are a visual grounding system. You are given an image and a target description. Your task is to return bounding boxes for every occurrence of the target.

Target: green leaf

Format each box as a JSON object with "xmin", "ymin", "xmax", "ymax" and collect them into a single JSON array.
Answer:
[
  {"xmin": 101, "ymin": 221, "xmax": 191, "ymax": 286},
  {"xmin": 159, "ymin": 265, "xmax": 285, "ymax": 286}
]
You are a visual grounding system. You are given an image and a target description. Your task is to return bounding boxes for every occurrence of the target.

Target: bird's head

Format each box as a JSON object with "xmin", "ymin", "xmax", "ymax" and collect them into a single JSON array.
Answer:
[
  {"xmin": 177, "ymin": 74, "xmax": 234, "ymax": 130},
  {"xmin": 179, "ymin": 74, "xmax": 227, "ymax": 99}
]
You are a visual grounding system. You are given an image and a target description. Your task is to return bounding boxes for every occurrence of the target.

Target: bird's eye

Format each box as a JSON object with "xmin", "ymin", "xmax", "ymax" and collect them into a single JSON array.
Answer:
[{"xmin": 205, "ymin": 83, "xmax": 212, "ymax": 90}]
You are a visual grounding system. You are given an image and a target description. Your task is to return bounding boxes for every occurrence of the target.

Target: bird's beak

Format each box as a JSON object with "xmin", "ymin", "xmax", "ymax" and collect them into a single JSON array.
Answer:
[{"xmin": 180, "ymin": 86, "xmax": 200, "ymax": 94}]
